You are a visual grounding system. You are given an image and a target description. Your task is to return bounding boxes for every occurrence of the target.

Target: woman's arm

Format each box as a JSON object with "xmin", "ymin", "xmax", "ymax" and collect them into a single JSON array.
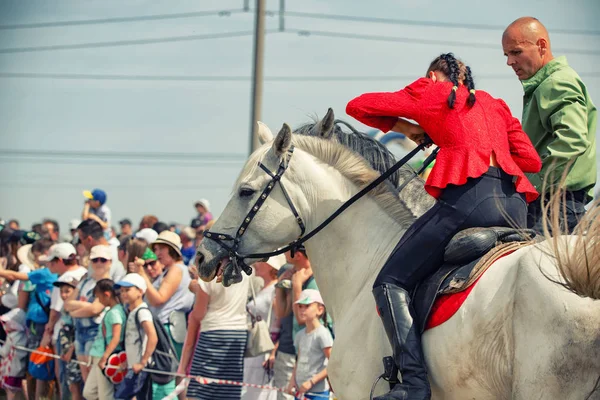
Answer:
[
  {"xmin": 142, "ymin": 264, "xmax": 183, "ymax": 307},
  {"xmin": 346, "ymin": 78, "xmax": 428, "ymax": 132},
  {"xmin": 99, "ymin": 323, "xmax": 123, "ymax": 369},
  {"xmin": 178, "ymin": 286, "xmax": 209, "ymax": 373},
  {"xmin": 67, "ymin": 298, "xmax": 105, "ymax": 318}
]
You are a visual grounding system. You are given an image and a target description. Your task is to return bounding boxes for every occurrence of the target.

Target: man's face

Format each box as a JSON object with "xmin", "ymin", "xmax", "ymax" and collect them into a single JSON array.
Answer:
[
  {"xmin": 121, "ymin": 223, "xmax": 132, "ymax": 235},
  {"xmin": 8, "ymin": 221, "xmax": 18, "ymax": 230},
  {"xmin": 502, "ymin": 31, "xmax": 544, "ymax": 81},
  {"xmin": 89, "ymin": 200, "xmax": 101, "ymax": 209},
  {"xmin": 48, "ymin": 259, "xmax": 64, "ymax": 275},
  {"xmin": 78, "ymin": 230, "xmax": 93, "ymax": 251},
  {"xmin": 43, "ymin": 222, "xmax": 58, "ymax": 241}
]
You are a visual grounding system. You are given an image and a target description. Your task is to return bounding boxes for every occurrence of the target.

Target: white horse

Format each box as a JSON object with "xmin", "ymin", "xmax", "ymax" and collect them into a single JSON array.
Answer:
[{"xmin": 196, "ymin": 118, "xmax": 600, "ymax": 400}]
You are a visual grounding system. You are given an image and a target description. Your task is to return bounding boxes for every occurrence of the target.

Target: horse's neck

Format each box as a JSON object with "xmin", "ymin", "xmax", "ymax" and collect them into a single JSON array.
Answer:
[{"xmin": 302, "ymin": 170, "xmax": 405, "ymax": 319}]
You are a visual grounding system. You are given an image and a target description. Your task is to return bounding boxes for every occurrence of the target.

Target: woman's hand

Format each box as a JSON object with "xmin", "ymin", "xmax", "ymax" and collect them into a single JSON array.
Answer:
[
  {"xmin": 132, "ymin": 363, "xmax": 144, "ymax": 374},
  {"xmin": 391, "ymin": 118, "xmax": 429, "ymax": 145},
  {"xmin": 188, "ymin": 265, "xmax": 199, "ymax": 280},
  {"xmin": 297, "ymin": 380, "xmax": 313, "ymax": 395},
  {"xmin": 262, "ymin": 353, "xmax": 276, "ymax": 370}
]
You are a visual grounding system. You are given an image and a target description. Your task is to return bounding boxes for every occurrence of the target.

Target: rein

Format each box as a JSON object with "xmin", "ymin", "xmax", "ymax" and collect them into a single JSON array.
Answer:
[{"xmin": 205, "ymin": 137, "xmax": 436, "ymax": 276}]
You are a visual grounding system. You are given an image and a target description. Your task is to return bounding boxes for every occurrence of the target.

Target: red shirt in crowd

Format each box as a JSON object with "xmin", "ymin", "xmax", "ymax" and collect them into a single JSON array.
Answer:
[{"xmin": 346, "ymin": 78, "xmax": 542, "ymax": 203}]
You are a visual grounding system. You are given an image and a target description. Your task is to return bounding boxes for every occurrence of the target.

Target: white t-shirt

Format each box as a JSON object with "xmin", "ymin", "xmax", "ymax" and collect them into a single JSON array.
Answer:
[
  {"xmin": 125, "ymin": 302, "xmax": 153, "ymax": 366},
  {"xmin": 50, "ymin": 266, "xmax": 88, "ymax": 340},
  {"xmin": 1, "ymin": 264, "xmax": 31, "ymax": 309},
  {"xmin": 50, "ymin": 266, "xmax": 88, "ymax": 312},
  {"xmin": 197, "ymin": 274, "xmax": 250, "ymax": 332}
]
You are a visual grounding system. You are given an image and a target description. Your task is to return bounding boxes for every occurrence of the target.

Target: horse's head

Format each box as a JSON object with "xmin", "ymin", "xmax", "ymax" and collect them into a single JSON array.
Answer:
[{"xmin": 196, "ymin": 121, "xmax": 309, "ymax": 286}]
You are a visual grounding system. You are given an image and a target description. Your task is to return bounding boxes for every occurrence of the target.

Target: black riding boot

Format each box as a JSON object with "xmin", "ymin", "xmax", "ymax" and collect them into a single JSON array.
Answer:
[{"xmin": 373, "ymin": 284, "xmax": 431, "ymax": 400}]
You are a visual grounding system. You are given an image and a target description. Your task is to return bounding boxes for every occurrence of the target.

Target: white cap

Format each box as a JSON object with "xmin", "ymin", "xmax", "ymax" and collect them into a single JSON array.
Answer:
[
  {"xmin": 135, "ymin": 228, "xmax": 158, "ymax": 244},
  {"xmin": 294, "ymin": 289, "xmax": 325, "ymax": 306},
  {"xmin": 265, "ymin": 254, "xmax": 286, "ymax": 271},
  {"xmin": 194, "ymin": 198, "xmax": 210, "ymax": 211},
  {"xmin": 115, "ymin": 273, "xmax": 147, "ymax": 294},
  {"xmin": 39, "ymin": 243, "xmax": 77, "ymax": 263},
  {"xmin": 89, "ymin": 245, "xmax": 112, "ymax": 261},
  {"xmin": 69, "ymin": 219, "xmax": 82, "ymax": 230}
]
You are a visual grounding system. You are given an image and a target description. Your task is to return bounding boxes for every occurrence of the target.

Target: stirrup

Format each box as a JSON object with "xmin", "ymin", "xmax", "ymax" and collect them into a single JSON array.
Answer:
[{"xmin": 382, "ymin": 356, "xmax": 399, "ymax": 389}]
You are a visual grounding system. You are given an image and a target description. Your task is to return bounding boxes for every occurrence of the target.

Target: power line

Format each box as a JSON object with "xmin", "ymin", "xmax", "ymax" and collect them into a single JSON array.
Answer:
[
  {"xmin": 0, "ymin": 9, "xmax": 244, "ymax": 30},
  {"xmin": 0, "ymin": 181, "xmax": 233, "ymax": 190},
  {"xmin": 0, "ymin": 149, "xmax": 246, "ymax": 160},
  {"xmin": 1, "ymin": 72, "xmax": 597, "ymax": 82},
  {"xmin": 287, "ymin": 29, "xmax": 600, "ymax": 56},
  {"xmin": 0, "ymin": 30, "xmax": 263, "ymax": 54},
  {"xmin": 2, "ymin": 7, "xmax": 597, "ymax": 36},
  {"xmin": 282, "ymin": 11, "xmax": 600, "ymax": 36}
]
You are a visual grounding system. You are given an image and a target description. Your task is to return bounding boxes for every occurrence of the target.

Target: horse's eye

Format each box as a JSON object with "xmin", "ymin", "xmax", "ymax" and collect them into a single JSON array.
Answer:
[{"xmin": 239, "ymin": 188, "xmax": 256, "ymax": 198}]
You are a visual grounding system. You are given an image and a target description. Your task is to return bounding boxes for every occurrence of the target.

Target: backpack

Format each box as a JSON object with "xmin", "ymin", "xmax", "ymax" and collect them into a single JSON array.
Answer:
[
  {"xmin": 133, "ymin": 306, "xmax": 178, "ymax": 384},
  {"xmin": 28, "ymin": 346, "xmax": 55, "ymax": 381}
]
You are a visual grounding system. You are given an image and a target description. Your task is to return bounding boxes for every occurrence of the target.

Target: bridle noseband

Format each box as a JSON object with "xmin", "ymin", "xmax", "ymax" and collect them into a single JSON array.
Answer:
[{"xmin": 204, "ymin": 138, "xmax": 437, "ymax": 278}]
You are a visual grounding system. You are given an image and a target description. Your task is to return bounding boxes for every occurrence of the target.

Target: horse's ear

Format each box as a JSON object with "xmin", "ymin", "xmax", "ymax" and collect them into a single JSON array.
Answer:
[
  {"xmin": 273, "ymin": 123, "xmax": 292, "ymax": 157},
  {"xmin": 316, "ymin": 108, "xmax": 335, "ymax": 139},
  {"xmin": 257, "ymin": 121, "xmax": 274, "ymax": 144}
]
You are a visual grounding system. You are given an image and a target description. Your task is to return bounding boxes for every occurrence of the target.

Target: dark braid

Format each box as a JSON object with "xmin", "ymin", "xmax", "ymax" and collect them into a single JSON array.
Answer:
[
  {"xmin": 464, "ymin": 65, "xmax": 477, "ymax": 107},
  {"xmin": 443, "ymin": 53, "xmax": 460, "ymax": 109}
]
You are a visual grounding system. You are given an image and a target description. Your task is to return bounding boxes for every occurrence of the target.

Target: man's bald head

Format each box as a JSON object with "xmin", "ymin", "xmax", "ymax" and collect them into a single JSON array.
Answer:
[{"xmin": 502, "ymin": 17, "xmax": 554, "ymax": 80}]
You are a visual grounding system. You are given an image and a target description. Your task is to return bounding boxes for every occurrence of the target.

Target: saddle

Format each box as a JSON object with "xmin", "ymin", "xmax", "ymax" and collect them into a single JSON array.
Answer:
[{"xmin": 413, "ymin": 227, "xmax": 537, "ymax": 333}]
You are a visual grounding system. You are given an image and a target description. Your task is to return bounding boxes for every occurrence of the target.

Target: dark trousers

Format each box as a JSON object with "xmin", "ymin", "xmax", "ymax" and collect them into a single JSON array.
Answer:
[
  {"xmin": 527, "ymin": 190, "xmax": 590, "ymax": 234},
  {"xmin": 374, "ymin": 167, "xmax": 527, "ymax": 290}
]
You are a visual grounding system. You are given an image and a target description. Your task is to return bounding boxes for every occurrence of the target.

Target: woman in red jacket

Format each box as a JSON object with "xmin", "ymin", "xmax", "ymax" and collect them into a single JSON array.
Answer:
[{"xmin": 346, "ymin": 53, "xmax": 541, "ymax": 400}]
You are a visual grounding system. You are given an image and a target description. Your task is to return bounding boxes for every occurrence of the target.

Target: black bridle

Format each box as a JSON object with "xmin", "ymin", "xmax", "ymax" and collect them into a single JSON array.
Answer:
[{"xmin": 204, "ymin": 138, "xmax": 437, "ymax": 277}]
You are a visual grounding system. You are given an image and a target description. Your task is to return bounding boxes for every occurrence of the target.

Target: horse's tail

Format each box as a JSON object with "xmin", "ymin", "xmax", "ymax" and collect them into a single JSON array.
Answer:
[{"xmin": 542, "ymin": 189, "xmax": 600, "ymax": 300}]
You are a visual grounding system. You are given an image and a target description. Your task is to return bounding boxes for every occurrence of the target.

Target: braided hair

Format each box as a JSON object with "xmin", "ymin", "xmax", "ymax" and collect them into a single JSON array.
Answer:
[{"xmin": 426, "ymin": 53, "xmax": 477, "ymax": 109}]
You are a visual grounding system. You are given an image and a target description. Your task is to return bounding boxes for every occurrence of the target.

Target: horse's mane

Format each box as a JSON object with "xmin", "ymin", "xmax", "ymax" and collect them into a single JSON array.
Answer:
[
  {"xmin": 294, "ymin": 119, "xmax": 414, "ymax": 188},
  {"xmin": 289, "ymin": 134, "xmax": 416, "ymax": 227}
]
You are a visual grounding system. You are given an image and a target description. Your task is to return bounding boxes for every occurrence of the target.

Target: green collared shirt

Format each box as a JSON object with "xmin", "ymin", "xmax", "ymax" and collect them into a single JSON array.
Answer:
[{"xmin": 521, "ymin": 56, "xmax": 597, "ymax": 197}]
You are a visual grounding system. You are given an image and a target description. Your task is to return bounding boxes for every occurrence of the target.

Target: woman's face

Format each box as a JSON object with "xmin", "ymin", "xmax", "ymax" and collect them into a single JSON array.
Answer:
[
  {"xmin": 144, "ymin": 259, "xmax": 164, "ymax": 280},
  {"xmin": 253, "ymin": 262, "xmax": 275, "ymax": 281},
  {"xmin": 153, "ymin": 244, "xmax": 174, "ymax": 266},
  {"xmin": 91, "ymin": 257, "xmax": 111, "ymax": 278}
]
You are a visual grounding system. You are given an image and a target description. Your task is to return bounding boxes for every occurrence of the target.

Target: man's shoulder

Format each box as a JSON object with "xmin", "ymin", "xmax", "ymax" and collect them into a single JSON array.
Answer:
[{"xmin": 538, "ymin": 64, "xmax": 584, "ymax": 92}]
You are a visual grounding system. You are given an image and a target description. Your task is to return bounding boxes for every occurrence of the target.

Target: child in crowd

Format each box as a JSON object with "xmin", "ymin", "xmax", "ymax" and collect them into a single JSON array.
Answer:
[
  {"xmin": 116, "ymin": 273, "xmax": 171, "ymax": 399},
  {"xmin": 286, "ymin": 289, "xmax": 333, "ymax": 400},
  {"xmin": 0, "ymin": 309, "xmax": 28, "ymax": 400},
  {"xmin": 83, "ymin": 279, "xmax": 126, "ymax": 399},
  {"xmin": 54, "ymin": 275, "xmax": 84, "ymax": 400}
]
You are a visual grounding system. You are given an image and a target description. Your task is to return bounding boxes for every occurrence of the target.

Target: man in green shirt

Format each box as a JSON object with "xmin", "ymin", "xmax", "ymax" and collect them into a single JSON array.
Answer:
[{"xmin": 502, "ymin": 17, "xmax": 597, "ymax": 233}]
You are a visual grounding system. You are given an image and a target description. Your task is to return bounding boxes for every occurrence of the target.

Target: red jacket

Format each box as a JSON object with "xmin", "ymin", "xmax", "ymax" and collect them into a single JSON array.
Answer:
[{"xmin": 346, "ymin": 78, "xmax": 542, "ymax": 202}]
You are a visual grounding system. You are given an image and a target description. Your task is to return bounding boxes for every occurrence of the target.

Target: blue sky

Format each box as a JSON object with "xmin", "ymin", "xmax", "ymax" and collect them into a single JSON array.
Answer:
[{"xmin": 1, "ymin": 0, "xmax": 598, "ymax": 232}]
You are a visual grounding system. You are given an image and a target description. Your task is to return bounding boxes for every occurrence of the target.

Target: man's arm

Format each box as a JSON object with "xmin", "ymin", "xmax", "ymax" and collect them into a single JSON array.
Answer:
[
  {"xmin": 533, "ymin": 77, "xmax": 591, "ymax": 188},
  {"xmin": 41, "ymin": 309, "xmax": 61, "ymax": 347}
]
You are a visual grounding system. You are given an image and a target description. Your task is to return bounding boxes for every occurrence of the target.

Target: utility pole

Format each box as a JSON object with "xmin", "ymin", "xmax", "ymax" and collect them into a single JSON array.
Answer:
[
  {"xmin": 279, "ymin": 0, "xmax": 285, "ymax": 31},
  {"xmin": 249, "ymin": 0, "xmax": 265, "ymax": 154}
]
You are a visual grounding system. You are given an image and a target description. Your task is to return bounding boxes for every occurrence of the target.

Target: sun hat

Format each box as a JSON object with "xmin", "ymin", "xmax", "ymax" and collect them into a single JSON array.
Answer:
[
  {"xmin": 194, "ymin": 199, "xmax": 210, "ymax": 211},
  {"xmin": 294, "ymin": 289, "xmax": 325, "ymax": 306},
  {"xmin": 83, "ymin": 189, "xmax": 107, "ymax": 205},
  {"xmin": 17, "ymin": 244, "xmax": 36, "ymax": 269},
  {"xmin": 114, "ymin": 273, "xmax": 147, "ymax": 294},
  {"xmin": 151, "ymin": 231, "xmax": 183, "ymax": 258}
]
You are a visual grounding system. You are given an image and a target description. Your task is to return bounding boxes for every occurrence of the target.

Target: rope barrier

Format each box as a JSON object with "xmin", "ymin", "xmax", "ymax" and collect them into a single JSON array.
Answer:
[{"xmin": 0, "ymin": 339, "xmax": 334, "ymax": 399}]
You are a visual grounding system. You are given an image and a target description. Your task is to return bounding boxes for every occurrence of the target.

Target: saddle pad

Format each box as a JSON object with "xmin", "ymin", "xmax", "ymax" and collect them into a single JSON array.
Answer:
[{"xmin": 424, "ymin": 248, "xmax": 519, "ymax": 331}]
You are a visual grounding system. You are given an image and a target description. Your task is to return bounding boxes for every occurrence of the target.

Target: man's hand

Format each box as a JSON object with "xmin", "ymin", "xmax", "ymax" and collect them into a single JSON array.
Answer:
[
  {"xmin": 298, "ymin": 380, "xmax": 313, "ymax": 395},
  {"xmin": 98, "ymin": 355, "xmax": 108, "ymax": 370},
  {"xmin": 292, "ymin": 268, "xmax": 312, "ymax": 287},
  {"xmin": 278, "ymin": 268, "xmax": 293, "ymax": 282}
]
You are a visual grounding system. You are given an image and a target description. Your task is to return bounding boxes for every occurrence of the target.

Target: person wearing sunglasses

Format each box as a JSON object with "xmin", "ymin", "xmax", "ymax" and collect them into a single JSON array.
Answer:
[
  {"xmin": 64, "ymin": 245, "xmax": 113, "ymax": 380},
  {"xmin": 138, "ymin": 248, "xmax": 164, "ymax": 283}
]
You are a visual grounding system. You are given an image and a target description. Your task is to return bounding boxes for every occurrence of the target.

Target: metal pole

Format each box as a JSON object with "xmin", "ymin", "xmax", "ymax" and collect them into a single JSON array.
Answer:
[
  {"xmin": 279, "ymin": 0, "xmax": 285, "ymax": 31},
  {"xmin": 243, "ymin": 0, "xmax": 250, "ymax": 12},
  {"xmin": 249, "ymin": 0, "xmax": 265, "ymax": 154}
]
